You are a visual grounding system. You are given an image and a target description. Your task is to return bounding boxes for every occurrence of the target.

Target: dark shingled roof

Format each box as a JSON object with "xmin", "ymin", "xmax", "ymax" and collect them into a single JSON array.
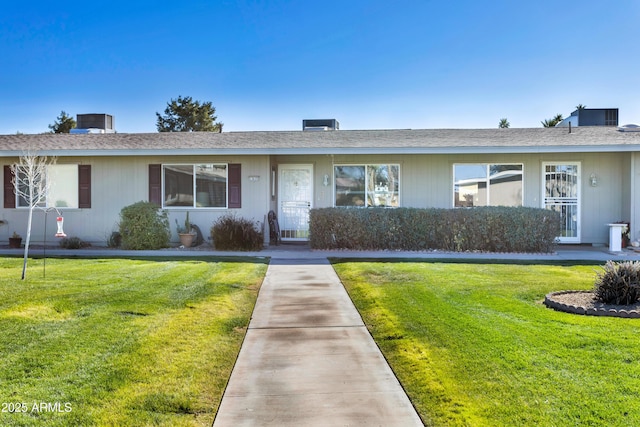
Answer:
[{"xmin": 1, "ymin": 127, "xmax": 639, "ymax": 157}]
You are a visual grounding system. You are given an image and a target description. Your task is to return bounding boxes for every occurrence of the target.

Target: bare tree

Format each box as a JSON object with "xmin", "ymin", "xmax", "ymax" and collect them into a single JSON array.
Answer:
[{"xmin": 11, "ymin": 151, "xmax": 57, "ymax": 280}]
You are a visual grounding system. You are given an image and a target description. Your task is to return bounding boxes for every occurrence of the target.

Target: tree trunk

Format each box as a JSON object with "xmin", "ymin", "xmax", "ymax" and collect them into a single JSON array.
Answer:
[{"xmin": 21, "ymin": 206, "xmax": 33, "ymax": 280}]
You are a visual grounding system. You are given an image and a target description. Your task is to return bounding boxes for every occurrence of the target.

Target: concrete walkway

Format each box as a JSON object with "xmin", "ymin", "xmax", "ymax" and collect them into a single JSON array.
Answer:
[
  {"xmin": 212, "ymin": 258, "xmax": 424, "ymax": 426},
  {"xmin": 3, "ymin": 242, "xmax": 638, "ymax": 263}
]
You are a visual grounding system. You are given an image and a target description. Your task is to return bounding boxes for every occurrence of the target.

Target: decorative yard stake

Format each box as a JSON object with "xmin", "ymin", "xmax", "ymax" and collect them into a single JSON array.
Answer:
[{"xmin": 43, "ymin": 208, "xmax": 66, "ymax": 279}]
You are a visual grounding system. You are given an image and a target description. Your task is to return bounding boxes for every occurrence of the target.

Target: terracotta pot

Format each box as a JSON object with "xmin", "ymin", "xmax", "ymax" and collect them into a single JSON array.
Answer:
[{"xmin": 179, "ymin": 233, "xmax": 195, "ymax": 248}]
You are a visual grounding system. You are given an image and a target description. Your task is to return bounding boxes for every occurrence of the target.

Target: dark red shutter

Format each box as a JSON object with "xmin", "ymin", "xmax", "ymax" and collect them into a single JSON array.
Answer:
[
  {"xmin": 3, "ymin": 166, "xmax": 15, "ymax": 208},
  {"xmin": 228, "ymin": 163, "xmax": 241, "ymax": 208},
  {"xmin": 149, "ymin": 164, "xmax": 162, "ymax": 206},
  {"xmin": 78, "ymin": 165, "xmax": 91, "ymax": 208}
]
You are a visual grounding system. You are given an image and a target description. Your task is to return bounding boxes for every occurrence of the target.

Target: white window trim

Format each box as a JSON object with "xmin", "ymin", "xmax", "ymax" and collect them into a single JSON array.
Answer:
[
  {"xmin": 162, "ymin": 163, "xmax": 229, "ymax": 209},
  {"xmin": 16, "ymin": 164, "xmax": 79, "ymax": 210},
  {"xmin": 453, "ymin": 163, "xmax": 524, "ymax": 208},
  {"xmin": 333, "ymin": 164, "xmax": 400, "ymax": 208}
]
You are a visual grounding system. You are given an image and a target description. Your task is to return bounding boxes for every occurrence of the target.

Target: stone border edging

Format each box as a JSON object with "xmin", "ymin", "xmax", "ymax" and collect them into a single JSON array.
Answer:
[{"xmin": 544, "ymin": 290, "xmax": 640, "ymax": 318}]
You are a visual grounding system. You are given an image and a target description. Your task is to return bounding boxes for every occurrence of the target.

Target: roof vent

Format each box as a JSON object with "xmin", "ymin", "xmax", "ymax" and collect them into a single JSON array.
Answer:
[
  {"xmin": 618, "ymin": 124, "xmax": 640, "ymax": 132},
  {"xmin": 303, "ymin": 119, "xmax": 339, "ymax": 131},
  {"xmin": 71, "ymin": 114, "xmax": 115, "ymax": 134}
]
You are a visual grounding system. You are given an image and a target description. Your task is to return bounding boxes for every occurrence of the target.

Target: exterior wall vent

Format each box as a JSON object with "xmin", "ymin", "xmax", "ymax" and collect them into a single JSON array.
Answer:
[{"xmin": 302, "ymin": 119, "xmax": 339, "ymax": 131}]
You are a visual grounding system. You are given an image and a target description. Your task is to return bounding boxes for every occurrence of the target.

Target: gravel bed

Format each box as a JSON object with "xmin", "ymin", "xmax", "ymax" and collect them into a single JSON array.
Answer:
[{"xmin": 544, "ymin": 290, "xmax": 640, "ymax": 318}]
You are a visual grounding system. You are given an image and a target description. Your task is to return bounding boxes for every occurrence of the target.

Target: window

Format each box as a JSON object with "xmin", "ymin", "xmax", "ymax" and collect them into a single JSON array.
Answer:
[
  {"xmin": 16, "ymin": 164, "xmax": 81, "ymax": 208},
  {"xmin": 454, "ymin": 164, "xmax": 522, "ymax": 207},
  {"xmin": 334, "ymin": 164, "xmax": 399, "ymax": 207},
  {"xmin": 163, "ymin": 164, "xmax": 228, "ymax": 208}
]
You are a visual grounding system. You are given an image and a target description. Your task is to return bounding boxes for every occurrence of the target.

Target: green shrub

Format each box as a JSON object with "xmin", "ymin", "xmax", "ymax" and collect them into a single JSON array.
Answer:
[
  {"xmin": 211, "ymin": 215, "xmax": 263, "ymax": 251},
  {"xmin": 59, "ymin": 236, "xmax": 90, "ymax": 249},
  {"xmin": 107, "ymin": 231, "xmax": 122, "ymax": 248},
  {"xmin": 594, "ymin": 260, "xmax": 640, "ymax": 304},
  {"xmin": 118, "ymin": 201, "xmax": 170, "ymax": 250},
  {"xmin": 309, "ymin": 206, "xmax": 561, "ymax": 253}
]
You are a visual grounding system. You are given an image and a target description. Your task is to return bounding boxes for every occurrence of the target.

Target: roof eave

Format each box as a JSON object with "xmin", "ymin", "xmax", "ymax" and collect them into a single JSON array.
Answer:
[{"xmin": 0, "ymin": 144, "xmax": 638, "ymax": 157}]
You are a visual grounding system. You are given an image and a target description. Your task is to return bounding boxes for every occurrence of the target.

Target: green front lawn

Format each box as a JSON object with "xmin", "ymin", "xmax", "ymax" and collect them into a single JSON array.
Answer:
[
  {"xmin": 333, "ymin": 261, "xmax": 640, "ymax": 427},
  {"xmin": 0, "ymin": 257, "xmax": 266, "ymax": 426}
]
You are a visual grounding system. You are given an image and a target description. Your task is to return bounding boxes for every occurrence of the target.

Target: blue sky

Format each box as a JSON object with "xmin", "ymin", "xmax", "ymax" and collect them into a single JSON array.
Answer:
[{"xmin": 1, "ymin": 0, "xmax": 639, "ymax": 134}]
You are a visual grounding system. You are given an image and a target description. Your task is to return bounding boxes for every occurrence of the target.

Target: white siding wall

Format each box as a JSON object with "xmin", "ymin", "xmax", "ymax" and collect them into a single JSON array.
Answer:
[
  {"xmin": 0, "ymin": 152, "xmax": 630, "ymax": 246},
  {"xmin": 0, "ymin": 155, "xmax": 271, "ymax": 246},
  {"xmin": 574, "ymin": 153, "xmax": 626, "ymax": 244},
  {"xmin": 285, "ymin": 152, "xmax": 629, "ymax": 245},
  {"xmin": 631, "ymin": 153, "xmax": 640, "ymax": 244}
]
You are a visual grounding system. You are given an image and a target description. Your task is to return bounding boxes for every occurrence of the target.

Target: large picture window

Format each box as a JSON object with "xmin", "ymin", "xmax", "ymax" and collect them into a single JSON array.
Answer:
[
  {"xmin": 454, "ymin": 164, "xmax": 523, "ymax": 207},
  {"xmin": 335, "ymin": 164, "xmax": 399, "ymax": 207},
  {"xmin": 17, "ymin": 164, "xmax": 79, "ymax": 208},
  {"xmin": 163, "ymin": 164, "xmax": 228, "ymax": 208}
]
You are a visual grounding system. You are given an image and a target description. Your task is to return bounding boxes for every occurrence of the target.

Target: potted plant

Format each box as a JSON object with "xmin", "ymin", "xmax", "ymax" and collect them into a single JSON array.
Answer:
[
  {"xmin": 175, "ymin": 212, "xmax": 195, "ymax": 248},
  {"xmin": 9, "ymin": 231, "xmax": 22, "ymax": 248},
  {"xmin": 622, "ymin": 222, "xmax": 631, "ymax": 248}
]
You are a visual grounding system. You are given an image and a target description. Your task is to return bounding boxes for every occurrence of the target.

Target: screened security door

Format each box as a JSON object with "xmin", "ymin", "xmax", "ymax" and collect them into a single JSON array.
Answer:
[
  {"xmin": 278, "ymin": 164, "xmax": 313, "ymax": 241},
  {"xmin": 543, "ymin": 163, "xmax": 580, "ymax": 243}
]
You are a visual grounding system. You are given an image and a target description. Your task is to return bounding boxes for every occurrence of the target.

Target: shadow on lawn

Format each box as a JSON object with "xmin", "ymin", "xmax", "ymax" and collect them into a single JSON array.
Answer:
[
  {"xmin": 329, "ymin": 257, "xmax": 604, "ymax": 267},
  {"xmin": 7, "ymin": 253, "xmax": 271, "ymax": 265}
]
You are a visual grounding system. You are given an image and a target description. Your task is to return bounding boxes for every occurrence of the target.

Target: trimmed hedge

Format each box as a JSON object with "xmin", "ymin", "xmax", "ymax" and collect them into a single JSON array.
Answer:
[
  {"xmin": 309, "ymin": 206, "xmax": 561, "ymax": 253},
  {"xmin": 118, "ymin": 201, "xmax": 170, "ymax": 250}
]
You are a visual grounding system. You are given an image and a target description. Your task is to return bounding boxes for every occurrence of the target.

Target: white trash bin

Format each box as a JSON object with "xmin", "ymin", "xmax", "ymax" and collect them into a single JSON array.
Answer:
[{"xmin": 607, "ymin": 223, "xmax": 628, "ymax": 252}]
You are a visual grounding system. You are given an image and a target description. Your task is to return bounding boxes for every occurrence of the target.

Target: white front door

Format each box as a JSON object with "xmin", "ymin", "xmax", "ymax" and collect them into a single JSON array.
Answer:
[
  {"xmin": 543, "ymin": 162, "xmax": 581, "ymax": 243},
  {"xmin": 278, "ymin": 164, "xmax": 313, "ymax": 241}
]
